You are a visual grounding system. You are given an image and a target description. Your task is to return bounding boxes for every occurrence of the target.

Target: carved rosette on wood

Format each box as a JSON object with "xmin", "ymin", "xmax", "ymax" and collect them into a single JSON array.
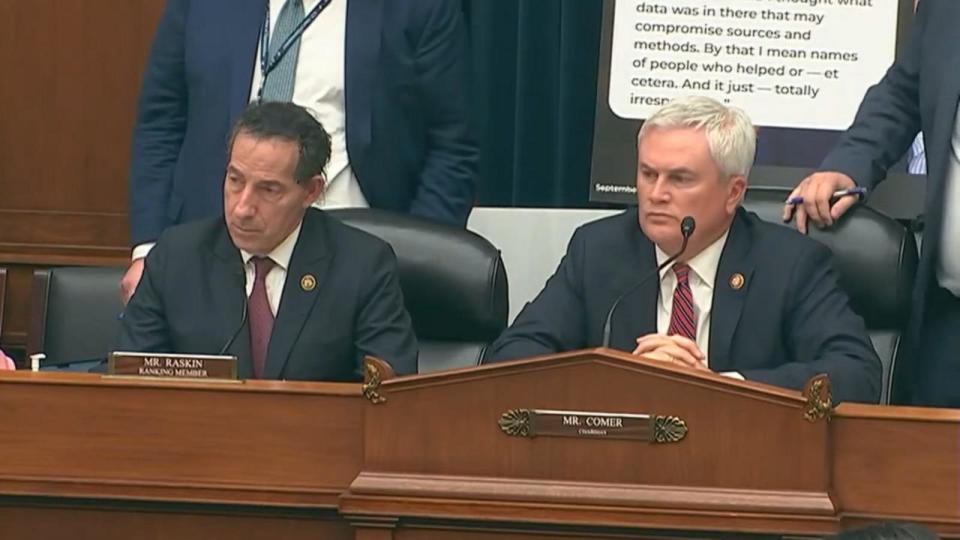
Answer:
[
  {"xmin": 651, "ymin": 415, "xmax": 688, "ymax": 443},
  {"xmin": 362, "ymin": 360, "xmax": 386, "ymax": 404},
  {"xmin": 802, "ymin": 374, "xmax": 833, "ymax": 423},
  {"xmin": 498, "ymin": 409, "xmax": 533, "ymax": 437}
]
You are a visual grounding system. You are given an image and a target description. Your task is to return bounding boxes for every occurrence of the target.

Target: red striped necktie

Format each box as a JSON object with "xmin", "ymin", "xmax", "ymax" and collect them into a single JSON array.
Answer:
[
  {"xmin": 249, "ymin": 256, "xmax": 275, "ymax": 379},
  {"xmin": 667, "ymin": 263, "xmax": 696, "ymax": 341}
]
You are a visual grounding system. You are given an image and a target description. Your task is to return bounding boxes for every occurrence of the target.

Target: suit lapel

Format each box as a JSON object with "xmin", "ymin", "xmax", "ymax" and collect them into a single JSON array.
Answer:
[
  {"xmin": 228, "ymin": 0, "xmax": 268, "ymax": 122},
  {"xmin": 211, "ymin": 222, "xmax": 254, "ymax": 379},
  {"xmin": 924, "ymin": 48, "xmax": 960, "ymax": 255},
  {"xmin": 708, "ymin": 210, "xmax": 754, "ymax": 373},
  {"xmin": 609, "ymin": 227, "xmax": 658, "ymax": 352},
  {"xmin": 263, "ymin": 211, "xmax": 333, "ymax": 379},
  {"xmin": 344, "ymin": 0, "xmax": 382, "ymax": 150}
]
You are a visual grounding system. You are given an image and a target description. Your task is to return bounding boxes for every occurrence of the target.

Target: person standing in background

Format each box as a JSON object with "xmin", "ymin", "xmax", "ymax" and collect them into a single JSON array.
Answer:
[
  {"xmin": 784, "ymin": 0, "xmax": 960, "ymax": 407},
  {"xmin": 122, "ymin": 0, "xmax": 477, "ymax": 303}
]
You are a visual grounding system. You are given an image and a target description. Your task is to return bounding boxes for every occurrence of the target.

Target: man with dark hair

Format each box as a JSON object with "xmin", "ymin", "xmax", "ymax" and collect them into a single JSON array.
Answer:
[
  {"xmin": 121, "ymin": 0, "xmax": 476, "ymax": 304},
  {"xmin": 117, "ymin": 102, "xmax": 418, "ymax": 381}
]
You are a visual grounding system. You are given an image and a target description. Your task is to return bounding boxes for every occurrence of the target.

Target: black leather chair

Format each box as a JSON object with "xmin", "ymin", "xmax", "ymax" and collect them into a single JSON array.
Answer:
[
  {"xmin": 28, "ymin": 266, "xmax": 125, "ymax": 369},
  {"xmin": 742, "ymin": 187, "xmax": 918, "ymax": 404},
  {"xmin": 328, "ymin": 209, "xmax": 509, "ymax": 373}
]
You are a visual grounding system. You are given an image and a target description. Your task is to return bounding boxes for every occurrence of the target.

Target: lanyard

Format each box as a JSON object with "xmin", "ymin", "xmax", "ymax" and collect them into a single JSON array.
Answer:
[{"xmin": 257, "ymin": 0, "xmax": 333, "ymax": 102}]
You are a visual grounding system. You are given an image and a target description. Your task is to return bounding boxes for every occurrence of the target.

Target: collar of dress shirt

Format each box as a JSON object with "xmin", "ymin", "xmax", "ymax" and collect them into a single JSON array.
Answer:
[
  {"xmin": 239, "ymin": 220, "xmax": 303, "ymax": 272},
  {"xmin": 272, "ymin": 0, "xmax": 323, "ymax": 17},
  {"xmin": 654, "ymin": 227, "xmax": 730, "ymax": 289}
]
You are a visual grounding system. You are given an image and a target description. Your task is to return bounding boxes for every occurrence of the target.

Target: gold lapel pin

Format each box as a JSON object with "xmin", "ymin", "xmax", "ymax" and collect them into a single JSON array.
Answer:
[
  {"xmin": 729, "ymin": 272, "xmax": 745, "ymax": 290},
  {"xmin": 300, "ymin": 274, "xmax": 317, "ymax": 292}
]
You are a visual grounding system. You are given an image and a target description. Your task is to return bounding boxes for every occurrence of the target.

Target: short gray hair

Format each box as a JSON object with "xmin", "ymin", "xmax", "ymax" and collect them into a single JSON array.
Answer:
[{"xmin": 638, "ymin": 96, "xmax": 756, "ymax": 179}]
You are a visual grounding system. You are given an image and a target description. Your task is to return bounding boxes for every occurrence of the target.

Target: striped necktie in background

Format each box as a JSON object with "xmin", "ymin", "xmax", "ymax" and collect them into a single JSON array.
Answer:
[
  {"xmin": 261, "ymin": 0, "xmax": 305, "ymax": 103},
  {"xmin": 908, "ymin": 133, "xmax": 927, "ymax": 175}
]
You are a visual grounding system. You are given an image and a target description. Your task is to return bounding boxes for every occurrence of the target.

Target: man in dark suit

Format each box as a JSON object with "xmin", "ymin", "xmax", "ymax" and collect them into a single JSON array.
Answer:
[
  {"xmin": 122, "ymin": 0, "xmax": 476, "ymax": 302},
  {"xmin": 783, "ymin": 0, "xmax": 959, "ymax": 407},
  {"xmin": 117, "ymin": 102, "xmax": 418, "ymax": 381},
  {"xmin": 487, "ymin": 96, "xmax": 880, "ymax": 404}
]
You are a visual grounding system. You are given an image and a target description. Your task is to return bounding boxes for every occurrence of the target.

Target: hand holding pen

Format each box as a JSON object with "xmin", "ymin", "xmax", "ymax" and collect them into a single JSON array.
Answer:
[
  {"xmin": 782, "ymin": 172, "xmax": 865, "ymax": 234},
  {"xmin": 785, "ymin": 187, "xmax": 866, "ymax": 205}
]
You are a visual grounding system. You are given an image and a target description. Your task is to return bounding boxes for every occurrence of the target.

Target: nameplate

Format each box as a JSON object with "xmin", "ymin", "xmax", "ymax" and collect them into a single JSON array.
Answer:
[
  {"xmin": 108, "ymin": 352, "xmax": 238, "ymax": 380},
  {"xmin": 498, "ymin": 409, "xmax": 687, "ymax": 443}
]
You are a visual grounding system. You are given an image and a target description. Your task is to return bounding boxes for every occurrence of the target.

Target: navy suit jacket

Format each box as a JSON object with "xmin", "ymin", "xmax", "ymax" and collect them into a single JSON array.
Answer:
[
  {"xmin": 818, "ymin": 0, "xmax": 957, "ymax": 397},
  {"xmin": 129, "ymin": 0, "xmax": 477, "ymax": 246},
  {"xmin": 486, "ymin": 208, "xmax": 881, "ymax": 404},
  {"xmin": 116, "ymin": 209, "xmax": 418, "ymax": 381}
]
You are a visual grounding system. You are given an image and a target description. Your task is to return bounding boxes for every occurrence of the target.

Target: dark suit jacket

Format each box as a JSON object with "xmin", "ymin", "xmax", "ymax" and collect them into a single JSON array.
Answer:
[
  {"xmin": 129, "ymin": 0, "xmax": 477, "ymax": 246},
  {"xmin": 117, "ymin": 209, "xmax": 418, "ymax": 381},
  {"xmin": 820, "ymin": 0, "xmax": 954, "ymax": 319},
  {"xmin": 486, "ymin": 208, "xmax": 881, "ymax": 403},
  {"xmin": 818, "ymin": 0, "xmax": 957, "ymax": 402}
]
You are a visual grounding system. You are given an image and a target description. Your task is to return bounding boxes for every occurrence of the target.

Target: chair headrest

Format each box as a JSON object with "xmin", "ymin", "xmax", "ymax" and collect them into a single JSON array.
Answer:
[
  {"xmin": 38, "ymin": 266, "xmax": 126, "ymax": 365},
  {"xmin": 326, "ymin": 209, "xmax": 508, "ymax": 341},
  {"xmin": 743, "ymin": 187, "xmax": 917, "ymax": 328}
]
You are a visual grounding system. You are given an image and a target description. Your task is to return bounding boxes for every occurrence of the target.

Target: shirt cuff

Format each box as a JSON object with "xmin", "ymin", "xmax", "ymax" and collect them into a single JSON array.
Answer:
[
  {"xmin": 132, "ymin": 242, "xmax": 156, "ymax": 260},
  {"xmin": 720, "ymin": 371, "xmax": 745, "ymax": 381}
]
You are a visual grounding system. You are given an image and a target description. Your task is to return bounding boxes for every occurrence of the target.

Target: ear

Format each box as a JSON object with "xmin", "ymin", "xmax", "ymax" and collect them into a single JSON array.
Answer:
[
  {"xmin": 726, "ymin": 175, "xmax": 747, "ymax": 214},
  {"xmin": 301, "ymin": 174, "xmax": 326, "ymax": 208}
]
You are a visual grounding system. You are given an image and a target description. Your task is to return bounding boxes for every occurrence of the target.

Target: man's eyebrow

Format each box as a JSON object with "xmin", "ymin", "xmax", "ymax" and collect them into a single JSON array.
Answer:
[{"xmin": 638, "ymin": 162, "xmax": 696, "ymax": 176}]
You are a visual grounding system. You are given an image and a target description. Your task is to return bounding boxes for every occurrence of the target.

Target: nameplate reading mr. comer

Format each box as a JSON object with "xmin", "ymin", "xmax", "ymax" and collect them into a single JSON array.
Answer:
[{"xmin": 498, "ymin": 409, "xmax": 688, "ymax": 443}]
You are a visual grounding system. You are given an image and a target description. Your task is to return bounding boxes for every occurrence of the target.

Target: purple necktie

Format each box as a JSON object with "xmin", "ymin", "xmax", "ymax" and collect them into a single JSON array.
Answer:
[
  {"xmin": 667, "ymin": 263, "xmax": 696, "ymax": 341},
  {"xmin": 249, "ymin": 257, "xmax": 275, "ymax": 379}
]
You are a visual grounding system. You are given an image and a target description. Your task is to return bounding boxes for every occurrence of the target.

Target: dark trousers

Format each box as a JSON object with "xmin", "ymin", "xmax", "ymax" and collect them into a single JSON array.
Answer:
[{"xmin": 915, "ymin": 286, "xmax": 960, "ymax": 408}]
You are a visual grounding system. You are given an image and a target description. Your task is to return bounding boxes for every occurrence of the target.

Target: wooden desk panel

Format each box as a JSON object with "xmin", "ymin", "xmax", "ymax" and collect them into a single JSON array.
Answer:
[
  {"xmin": 2, "ymin": 353, "xmax": 958, "ymax": 539},
  {"xmin": 0, "ymin": 502, "xmax": 352, "ymax": 540},
  {"xmin": 833, "ymin": 404, "xmax": 960, "ymax": 532},
  {"xmin": 0, "ymin": 371, "xmax": 362, "ymax": 537}
]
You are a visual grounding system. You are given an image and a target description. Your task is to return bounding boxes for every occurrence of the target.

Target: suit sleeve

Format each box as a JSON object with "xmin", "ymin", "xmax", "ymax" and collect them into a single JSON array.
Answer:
[
  {"xmin": 485, "ymin": 229, "xmax": 589, "ymax": 362},
  {"xmin": 739, "ymin": 244, "xmax": 882, "ymax": 403},
  {"xmin": 354, "ymin": 244, "xmax": 419, "ymax": 376},
  {"xmin": 407, "ymin": 0, "xmax": 478, "ymax": 227},
  {"xmin": 116, "ymin": 235, "xmax": 174, "ymax": 353},
  {"xmin": 128, "ymin": 0, "xmax": 190, "ymax": 246},
  {"xmin": 818, "ymin": 2, "xmax": 927, "ymax": 188}
]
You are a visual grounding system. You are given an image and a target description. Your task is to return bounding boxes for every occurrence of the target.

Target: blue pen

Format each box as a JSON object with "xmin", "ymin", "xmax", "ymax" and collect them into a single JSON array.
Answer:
[{"xmin": 786, "ymin": 187, "xmax": 866, "ymax": 206}]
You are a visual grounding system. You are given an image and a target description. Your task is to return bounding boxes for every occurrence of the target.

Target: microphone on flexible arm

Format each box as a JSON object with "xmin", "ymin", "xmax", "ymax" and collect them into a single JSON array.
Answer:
[
  {"xmin": 600, "ymin": 216, "xmax": 696, "ymax": 348},
  {"xmin": 218, "ymin": 265, "xmax": 250, "ymax": 356}
]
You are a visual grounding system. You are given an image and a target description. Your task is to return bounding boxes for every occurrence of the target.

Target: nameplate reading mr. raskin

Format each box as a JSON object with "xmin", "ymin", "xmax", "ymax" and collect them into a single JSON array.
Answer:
[{"xmin": 109, "ymin": 352, "xmax": 237, "ymax": 380}]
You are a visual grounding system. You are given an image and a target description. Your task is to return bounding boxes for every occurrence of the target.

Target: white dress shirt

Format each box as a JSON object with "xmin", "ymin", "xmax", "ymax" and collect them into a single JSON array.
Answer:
[
  {"xmin": 133, "ymin": 0, "xmax": 365, "ymax": 261},
  {"xmin": 250, "ymin": 0, "xmax": 368, "ymax": 211},
  {"xmin": 654, "ymin": 230, "xmax": 741, "ymax": 378},
  {"xmin": 239, "ymin": 222, "xmax": 302, "ymax": 316},
  {"xmin": 937, "ymin": 105, "xmax": 960, "ymax": 297}
]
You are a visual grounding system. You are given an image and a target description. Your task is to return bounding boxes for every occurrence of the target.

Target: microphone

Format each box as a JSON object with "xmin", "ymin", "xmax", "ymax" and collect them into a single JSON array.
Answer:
[
  {"xmin": 218, "ymin": 266, "xmax": 249, "ymax": 356},
  {"xmin": 600, "ymin": 216, "xmax": 696, "ymax": 348}
]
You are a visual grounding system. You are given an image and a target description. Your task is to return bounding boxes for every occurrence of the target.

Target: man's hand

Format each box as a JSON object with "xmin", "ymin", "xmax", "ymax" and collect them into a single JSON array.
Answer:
[
  {"xmin": 0, "ymin": 349, "xmax": 15, "ymax": 371},
  {"xmin": 782, "ymin": 171, "xmax": 858, "ymax": 234},
  {"xmin": 120, "ymin": 258, "xmax": 145, "ymax": 305},
  {"xmin": 632, "ymin": 334, "xmax": 707, "ymax": 370}
]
